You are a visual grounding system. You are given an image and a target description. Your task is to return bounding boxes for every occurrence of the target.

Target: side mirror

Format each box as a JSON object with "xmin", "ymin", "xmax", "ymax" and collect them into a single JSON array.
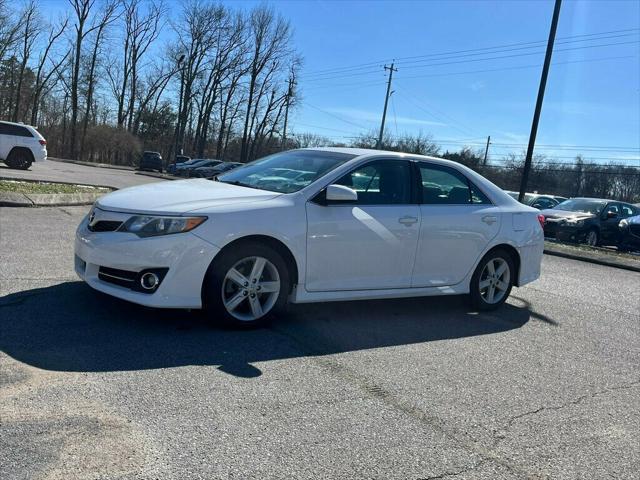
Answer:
[
  {"xmin": 531, "ymin": 203, "xmax": 543, "ymax": 210},
  {"xmin": 606, "ymin": 211, "xmax": 618, "ymax": 219},
  {"xmin": 325, "ymin": 184, "xmax": 358, "ymax": 203}
]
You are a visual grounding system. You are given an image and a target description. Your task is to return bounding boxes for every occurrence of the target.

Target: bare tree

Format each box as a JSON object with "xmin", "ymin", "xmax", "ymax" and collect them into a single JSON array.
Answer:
[
  {"xmin": 0, "ymin": 0, "xmax": 21, "ymax": 63},
  {"xmin": 30, "ymin": 17, "xmax": 70, "ymax": 125},
  {"xmin": 79, "ymin": 1, "xmax": 119, "ymax": 160},
  {"xmin": 239, "ymin": 5, "xmax": 292, "ymax": 162},
  {"xmin": 12, "ymin": 1, "xmax": 42, "ymax": 121}
]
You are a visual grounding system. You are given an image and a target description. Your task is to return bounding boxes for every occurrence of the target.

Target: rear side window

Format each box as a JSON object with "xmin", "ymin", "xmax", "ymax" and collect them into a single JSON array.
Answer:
[
  {"xmin": 621, "ymin": 204, "xmax": 636, "ymax": 218},
  {"xmin": 419, "ymin": 163, "xmax": 490, "ymax": 205},
  {"xmin": 0, "ymin": 122, "xmax": 33, "ymax": 137}
]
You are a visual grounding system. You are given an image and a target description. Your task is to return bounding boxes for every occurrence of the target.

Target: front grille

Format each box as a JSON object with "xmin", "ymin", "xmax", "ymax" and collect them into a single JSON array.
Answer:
[
  {"xmin": 88, "ymin": 220, "xmax": 122, "ymax": 232},
  {"xmin": 630, "ymin": 224, "xmax": 640, "ymax": 238},
  {"xmin": 98, "ymin": 266, "xmax": 137, "ymax": 288}
]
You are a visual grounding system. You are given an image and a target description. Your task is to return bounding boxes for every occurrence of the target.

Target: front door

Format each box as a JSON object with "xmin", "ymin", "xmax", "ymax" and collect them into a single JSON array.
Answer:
[{"xmin": 305, "ymin": 159, "xmax": 420, "ymax": 292}]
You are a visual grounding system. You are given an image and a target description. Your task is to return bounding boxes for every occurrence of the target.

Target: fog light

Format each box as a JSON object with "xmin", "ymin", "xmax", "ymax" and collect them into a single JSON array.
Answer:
[{"xmin": 140, "ymin": 272, "xmax": 159, "ymax": 290}]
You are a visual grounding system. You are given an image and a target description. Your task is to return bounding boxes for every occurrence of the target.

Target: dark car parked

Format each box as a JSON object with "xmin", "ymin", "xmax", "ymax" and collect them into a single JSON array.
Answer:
[
  {"xmin": 138, "ymin": 151, "xmax": 163, "ymax": 172},
  {"xmin": 506, "ymin": 191, "xmax": 567, "ymax": 210},
  {"xmin": 166, "ymin": 155, "xmax": 191, "ymax": 175},
  {"xmin": 179, "ymin": 159, "xmax": 222, "ymax": 177},
  {"xmin": 192, "ymin": 161, "xmax": 243, "ymax": 179},
  {"xmin": 618, "ymin": 214, "xmax": 640, "ymax": 252},
  {"xmin": 541, "ymin": 198, "xmax": 639, "ymax": 247}
]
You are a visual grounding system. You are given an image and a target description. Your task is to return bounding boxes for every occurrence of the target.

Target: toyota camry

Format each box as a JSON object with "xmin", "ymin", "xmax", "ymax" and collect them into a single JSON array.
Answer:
[{"xmin": 75, "ymin": 148, "xmax": 544, "ymax": 327}]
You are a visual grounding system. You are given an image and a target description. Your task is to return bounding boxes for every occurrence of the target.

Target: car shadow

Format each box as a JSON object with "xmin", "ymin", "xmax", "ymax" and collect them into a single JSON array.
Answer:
[{"xmin": 0, "ymin": 282, "xmax": 535, "ymax": 378}]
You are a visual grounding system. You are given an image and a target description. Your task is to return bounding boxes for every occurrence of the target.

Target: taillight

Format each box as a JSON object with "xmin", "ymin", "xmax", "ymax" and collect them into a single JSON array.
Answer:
[
  {"xmin": 537, "ymin": 214, "xmax": 545, "ymax": 229},
  {"xmin": 39, "ymin": 139, "xmax": 47, "ymax": 146}
]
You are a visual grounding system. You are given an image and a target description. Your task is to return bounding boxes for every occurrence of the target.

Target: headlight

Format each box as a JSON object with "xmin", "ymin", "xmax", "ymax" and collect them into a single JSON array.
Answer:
[
  {"xmin": 565, "ymin": 219, "xmax": 584, "ymax": 227},
  {"xmin": 619, "ymin": 219, "xmax": 629, "ymax": 230},
  {"xmin": 119, "ymin": 215, "xmax": 207, "ymax": 237}
]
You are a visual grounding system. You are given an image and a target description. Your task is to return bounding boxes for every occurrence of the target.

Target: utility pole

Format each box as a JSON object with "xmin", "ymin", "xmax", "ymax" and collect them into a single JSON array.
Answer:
[
  {"xmin": 377, "ymin": 62, "xmax": 397, "ymax": 149},
  {"xmin": 519, "ymin": 0, "xmax": 562, "ymax": 202},
  {"xmin": 483, "ymin": 135, "xmax": 491, "ymax": 165},
  {"xmin": 282, "ymin": 76, "xmax": 295, "ymax": 149}
]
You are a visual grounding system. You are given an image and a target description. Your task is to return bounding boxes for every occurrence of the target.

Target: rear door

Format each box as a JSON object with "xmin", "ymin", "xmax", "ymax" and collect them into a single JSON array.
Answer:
[{"xmin": 412, "ymin": 162, "xmax": 501, "ymax": 287}]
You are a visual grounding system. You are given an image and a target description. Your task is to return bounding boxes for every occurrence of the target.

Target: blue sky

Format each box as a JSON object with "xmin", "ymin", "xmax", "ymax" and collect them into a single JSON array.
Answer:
[
  {"xmin": 44, "ymin": 0, "xmax": 640, "ymax": 164},
  {"xmin": 269, "ymin": 0, "xmax": 640, "ymax": 165}
]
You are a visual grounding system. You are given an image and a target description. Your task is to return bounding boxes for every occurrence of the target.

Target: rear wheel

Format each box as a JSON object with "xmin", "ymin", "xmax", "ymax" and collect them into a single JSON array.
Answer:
[
  {"xmin": 203, "ymin": 243, "xmax": 290, "ymax": 328},
  {"xmin": 5, "ymin": 149, "xmax": 32, "ymax": 170},
  {"xmin": 469, "ymin": 249, "xmax": 515, "ymax": 311}
]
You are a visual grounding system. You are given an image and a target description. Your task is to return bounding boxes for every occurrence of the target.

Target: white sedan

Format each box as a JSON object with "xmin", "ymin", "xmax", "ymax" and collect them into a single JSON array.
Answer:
[{"xmin": 75, "ymin": 148, "xmax": 544, "ymax": 327}]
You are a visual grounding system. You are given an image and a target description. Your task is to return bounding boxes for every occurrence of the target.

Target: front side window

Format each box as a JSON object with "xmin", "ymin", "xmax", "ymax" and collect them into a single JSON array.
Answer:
[
  {"xmin": 334, "ymin": 160, "xmax": 411, "ymax": 205},
  {"xmin": 419, "ymin": 163, "xmax": 489, "ymax": 205},
  {"xmin": 604, "ymin": 204, "xmax": 620, "ymax": 217},
  {"xmin": 218, "ymin": 150, "xmax": 355, "ymax": 194}
]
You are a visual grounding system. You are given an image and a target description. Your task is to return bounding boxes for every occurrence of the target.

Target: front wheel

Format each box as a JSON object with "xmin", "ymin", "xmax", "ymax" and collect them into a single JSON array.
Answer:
[
  {"xmin": 584, "ymin": 229, "xmax": 599, "ymax": 247},
  {"xmin": 469, "ymin": 249, "xmax": 515, "ymax": 311},
  {"xmin": 203, "ymin": 243, "xmax": 290, "ymax": 328}
]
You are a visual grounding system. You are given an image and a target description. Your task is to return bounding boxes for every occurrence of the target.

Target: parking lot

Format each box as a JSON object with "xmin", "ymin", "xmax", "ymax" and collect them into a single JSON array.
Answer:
[{"xmin": 1, "ymin": 163, "xmax": 638, "ymax": 479}]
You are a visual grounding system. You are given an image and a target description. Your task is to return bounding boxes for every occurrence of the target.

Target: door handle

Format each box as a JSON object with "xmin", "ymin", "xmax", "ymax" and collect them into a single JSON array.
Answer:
[
  {"xmin": 482, "ymin": 215, "xmax": 497, "ymax": 225},
  {"xmin": 398, "ymin": 215, "xmax": 418, "ymax": 226}
]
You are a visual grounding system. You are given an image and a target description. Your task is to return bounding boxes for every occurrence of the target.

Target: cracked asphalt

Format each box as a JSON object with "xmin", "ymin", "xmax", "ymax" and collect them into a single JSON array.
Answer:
[{"xmin": 1, "ymin": 203, "xmax": 639, "ymax": 479}]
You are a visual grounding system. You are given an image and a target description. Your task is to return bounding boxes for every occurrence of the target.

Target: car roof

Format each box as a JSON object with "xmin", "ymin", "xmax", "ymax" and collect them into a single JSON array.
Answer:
[
  {"xmin": 570, "ymin": 197, "xmax": 622, "ymax": 203},
  {"xmin": 0, "ymin": 120, "xmax": 37, "ymax": 128}
]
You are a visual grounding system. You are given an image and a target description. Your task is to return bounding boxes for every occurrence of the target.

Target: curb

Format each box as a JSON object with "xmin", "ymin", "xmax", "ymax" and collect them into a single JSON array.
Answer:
[
  {"xmin": 0, "ymin": 191, "xmax": 106, "ymax": 207},
  {"xmin": 544, "ymin": 248, "xmax": 640, "ymax": 273}
]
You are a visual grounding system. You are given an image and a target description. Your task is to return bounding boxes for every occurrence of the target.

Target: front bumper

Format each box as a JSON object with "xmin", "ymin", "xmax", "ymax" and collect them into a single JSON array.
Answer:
[{"xmin": 74, "ymin": 215, "xmax": 220, "ymax": 308}]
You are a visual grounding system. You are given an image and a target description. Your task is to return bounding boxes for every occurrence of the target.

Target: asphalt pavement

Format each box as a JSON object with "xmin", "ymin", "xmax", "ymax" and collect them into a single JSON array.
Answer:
[
  {"xmin": 0, "ymin": 159, "xmax": 162, "ymax": 189},
  {"xmin": 1, "ymin": 202, "xmax": 638, "ymax": 480}
]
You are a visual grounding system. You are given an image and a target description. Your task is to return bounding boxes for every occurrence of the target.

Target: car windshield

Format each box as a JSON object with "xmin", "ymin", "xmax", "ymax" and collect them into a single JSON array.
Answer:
[
  {"xmin": 555, "ymin": 199, "xmax": 607, "ymax": 214},
  {"xmin": 217, "ymin": 150, "xmax": 355, "ymax": 193}
]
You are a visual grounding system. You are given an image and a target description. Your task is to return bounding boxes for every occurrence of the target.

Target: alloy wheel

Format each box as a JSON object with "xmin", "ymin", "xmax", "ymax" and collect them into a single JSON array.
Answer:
[
  {"xmin": 479, "ymin": 257, "xmax": 511, "ymax": 305},
  {"xmin": 221, "ymin": 256, "xmax": 281, "ymax": 321},
  {"xmin": 585, "ymin": 231, "xmax": 598, "ymax": 247}
]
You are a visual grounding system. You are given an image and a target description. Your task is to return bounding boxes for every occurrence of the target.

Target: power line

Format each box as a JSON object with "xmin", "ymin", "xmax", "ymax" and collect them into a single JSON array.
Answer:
[
  {"xmin": 301, "ymin": 29, "xmax": 639, "ymax": 81},
  {"xmin": 302, "ymin": 38, "xmax": 638, "ymax": 83},
  {"xmin": 301, "ymin": 102, "xmax": 370, "ymax": 130},
  {"xmin": 394, "ymin": 88, "xmax": 477, "ymax": 137},
  {"xmin": 393, "ymin": 54, "xmax": 636, "ymax": 82}
]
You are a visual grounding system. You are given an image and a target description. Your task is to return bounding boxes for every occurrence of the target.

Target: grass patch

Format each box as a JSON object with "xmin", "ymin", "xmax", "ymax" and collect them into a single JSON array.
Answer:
[{"xmin": 0, "ymin": 179, "xmax": 110, "ymax": 195}]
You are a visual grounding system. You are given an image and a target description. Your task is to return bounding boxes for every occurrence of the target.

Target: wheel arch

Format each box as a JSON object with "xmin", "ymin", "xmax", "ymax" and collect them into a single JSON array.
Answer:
[
  {"xmin": 479, "ymin": 243, "xmax": 522, "ymax": 287},
  {"xmin": 9, "ymin": 146, "xmax": 35, "ymax": 162},
  {"xmin": 203, "ymin": 234, "xmax": 300, "ymax": 294}
]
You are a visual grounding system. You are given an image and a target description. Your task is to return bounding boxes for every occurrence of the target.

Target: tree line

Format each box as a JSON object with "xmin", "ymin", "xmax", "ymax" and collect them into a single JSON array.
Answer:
[{"xmin": 0, "ymin": 0, "xmax": 300, "ymax": 165}]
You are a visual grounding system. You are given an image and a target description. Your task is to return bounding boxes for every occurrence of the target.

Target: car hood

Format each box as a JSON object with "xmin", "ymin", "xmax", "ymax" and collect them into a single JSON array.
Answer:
[
  {"xmin": 96, "ymin": 179, "xmax": 280, "ymax": 214},
  {"xmin": 540, "ymin": 209, "xmax": 596, "ymax": 221}
]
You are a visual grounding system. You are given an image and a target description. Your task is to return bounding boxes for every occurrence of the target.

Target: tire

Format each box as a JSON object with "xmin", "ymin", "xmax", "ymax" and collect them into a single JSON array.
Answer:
[
  {"xmin": 584, "ymin": 228, "xmax": 599, "ymax": 247},
  {"xmin": 202, "ymin": 242, "xmax": 291, "ymax": 328},
  {"xmin": 5, "ymin": 149, "xmax": 32, "ymax": 170},
  {"xmin": 469, "ymin": 249, "xmax": 515, "ymax": 311}
]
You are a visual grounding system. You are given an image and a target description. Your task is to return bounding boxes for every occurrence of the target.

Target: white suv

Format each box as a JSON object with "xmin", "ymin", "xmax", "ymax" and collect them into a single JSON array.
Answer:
[{"xmin": 0, "ymin": 121, "xmax": 47, "ymax": 170}]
